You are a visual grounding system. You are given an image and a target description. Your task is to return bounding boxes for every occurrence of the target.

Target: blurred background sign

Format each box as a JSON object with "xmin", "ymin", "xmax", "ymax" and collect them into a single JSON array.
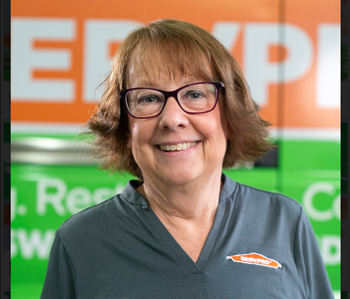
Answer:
[{"xmin": 11, "ymin": 0, "xmax": 340, "ymax": 298}]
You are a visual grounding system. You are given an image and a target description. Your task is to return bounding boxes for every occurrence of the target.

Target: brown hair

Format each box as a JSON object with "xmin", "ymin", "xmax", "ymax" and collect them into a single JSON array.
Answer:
[{"xmin": 85, "ymin": 19, "xmax": 275, "ymax": 179}]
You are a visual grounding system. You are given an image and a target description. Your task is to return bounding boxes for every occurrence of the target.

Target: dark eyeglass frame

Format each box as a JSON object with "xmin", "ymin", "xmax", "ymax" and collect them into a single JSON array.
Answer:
[{"xmin": 119, "ymin": 81, "xmax": 225, "ymax": 119}]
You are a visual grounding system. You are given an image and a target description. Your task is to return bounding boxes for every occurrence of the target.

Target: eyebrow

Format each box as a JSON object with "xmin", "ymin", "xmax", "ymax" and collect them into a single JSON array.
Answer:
[
  {"xmin": 131, "ymin": 78, "xmax": 204, "ymax": 90},
  {"xmin": 133, "ymin": 80, "xmax": 158, "ymax": 88}
]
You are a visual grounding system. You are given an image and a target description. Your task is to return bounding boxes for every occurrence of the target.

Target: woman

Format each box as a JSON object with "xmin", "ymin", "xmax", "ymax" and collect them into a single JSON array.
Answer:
[{"xmin": 41, "ymin": 19, "xmax": 333, "ymax": 298}]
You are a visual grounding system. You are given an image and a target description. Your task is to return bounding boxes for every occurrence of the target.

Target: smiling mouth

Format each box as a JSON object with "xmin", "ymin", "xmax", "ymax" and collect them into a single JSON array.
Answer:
[{"xmin": 158, "ymin": 142, "xmax": 198, "ymax": 152}]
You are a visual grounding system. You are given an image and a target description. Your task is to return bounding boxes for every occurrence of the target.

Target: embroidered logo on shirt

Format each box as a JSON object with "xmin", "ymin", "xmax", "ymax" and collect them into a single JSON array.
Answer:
[{"xmin": 226, "ymin": 253, "xmax": 282, "ymax": 269}]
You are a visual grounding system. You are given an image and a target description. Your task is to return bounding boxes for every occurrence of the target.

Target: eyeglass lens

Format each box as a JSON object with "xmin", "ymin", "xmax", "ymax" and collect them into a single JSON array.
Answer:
[{"xmin": 126, "ymin": 83, "xmax": 218, "ymax": 118}]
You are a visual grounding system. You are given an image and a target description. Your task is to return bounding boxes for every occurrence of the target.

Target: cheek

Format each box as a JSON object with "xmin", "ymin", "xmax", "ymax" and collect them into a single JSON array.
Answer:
[
  {"xmin": 206, "ymin": 111, "xmax": 228, "ymax": 140},
  {"xmin": 127, "ymin": 120, "xmax": 155, "ymax": 152},
  {"xmin": 203, "ymin": 113, "xmax": 228, "ymax": 156},
  {"xmin": 128, "ymin": 125, "xmax": 140, "ymax": 151}
]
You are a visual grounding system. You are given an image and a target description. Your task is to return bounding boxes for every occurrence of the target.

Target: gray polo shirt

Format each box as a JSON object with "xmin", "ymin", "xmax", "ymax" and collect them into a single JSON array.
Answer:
[{"xmin": 41, "ymin": 174, "xmax": 334, "ymax": 298}]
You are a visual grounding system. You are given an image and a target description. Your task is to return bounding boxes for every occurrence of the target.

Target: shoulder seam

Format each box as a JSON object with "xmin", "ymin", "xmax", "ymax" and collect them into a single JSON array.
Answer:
[
  {"xmin": 293, "ymin": 206, "xmax": 309, "ymax": 298},
  {"xmin": 60, "ymin": 196, "xmax": 116, "ymax": 226},
  {"xmin": 57, "ymin": 230, "xmax": 79, "ymax": 298},
  {"xmin": 119, "ymin": 193, "xmax": 149, "ymax": 207},
  {"xmin": 235, "ymin": 182, "xmax": 302, "ymax": 206}
]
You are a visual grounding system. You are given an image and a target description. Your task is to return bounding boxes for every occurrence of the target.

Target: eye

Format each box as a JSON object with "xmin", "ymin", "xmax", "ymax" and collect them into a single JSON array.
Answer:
[
  {"xmin": 185, "ymin": 91, "xmax": 205, "ymax": 100},
  {"xmin": 138, "ymin": 95, "xmax": 162, "ymax": 104}
]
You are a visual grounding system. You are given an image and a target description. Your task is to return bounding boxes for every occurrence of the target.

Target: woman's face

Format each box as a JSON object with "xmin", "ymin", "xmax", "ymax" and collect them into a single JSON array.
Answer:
[{"xmin": 125, "ymin": 56, "xmax": 230, "ymax": 186}]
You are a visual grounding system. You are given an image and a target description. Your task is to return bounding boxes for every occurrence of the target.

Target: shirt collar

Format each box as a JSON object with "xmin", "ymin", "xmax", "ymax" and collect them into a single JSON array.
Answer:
[{"xmin": 120, "ymin": 173, "xmax": 237, "ymax": 207}]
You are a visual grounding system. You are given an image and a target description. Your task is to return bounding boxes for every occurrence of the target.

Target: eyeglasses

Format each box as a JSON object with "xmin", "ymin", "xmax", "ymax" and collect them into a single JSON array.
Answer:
[{"xmin": 120, "ymin": 81, "xmax": 225, "ymax": 119}]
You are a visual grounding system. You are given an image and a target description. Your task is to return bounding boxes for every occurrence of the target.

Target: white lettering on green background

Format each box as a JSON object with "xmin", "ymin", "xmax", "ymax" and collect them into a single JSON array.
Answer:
[
  {"xmin": 66, "ymin": 187, "xmax": 91, "ymax": 214},
  {"xmin": 11, "ymin": 177, "xmax": 340, "ymax": 268},
  {"xmin": 37, "ymin": 178, "xmax": 67, "ymax": 215},
  {"xmin": 11, "ymin": 177, "xmax": 127, "ymax": 262},
  {"xmin": 11, "ymin": 228, "xmax": 55, "ymax": 259},
  {"xmin": 317, "ymin": 235, "xmax": 340, "ymax": 265},
  {"xmin": 302, "ymin": 182, "xmax": 340, "ymax": 221},
  {"xmin": 35, "ymin": 177, "xmax": 125, "ymax": 216}
]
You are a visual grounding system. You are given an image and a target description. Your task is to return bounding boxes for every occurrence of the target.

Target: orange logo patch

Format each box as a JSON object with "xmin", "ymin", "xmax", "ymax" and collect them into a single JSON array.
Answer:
[{"xmin": 227, "ymin": 253, "xmax": 282, "ymax": 269}]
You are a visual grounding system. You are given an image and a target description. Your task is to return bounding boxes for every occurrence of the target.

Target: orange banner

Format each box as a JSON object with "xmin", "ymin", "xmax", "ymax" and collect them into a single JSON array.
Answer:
[{"xmin": 11, "ymin": 0, "xmax": 340, "ymax": 129}]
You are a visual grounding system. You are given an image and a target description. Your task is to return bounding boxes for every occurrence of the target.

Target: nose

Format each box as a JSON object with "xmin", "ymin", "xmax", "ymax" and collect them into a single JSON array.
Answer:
[{"xmin": 158, "ymin": 97, "xmax": 189, "ymax": 131}]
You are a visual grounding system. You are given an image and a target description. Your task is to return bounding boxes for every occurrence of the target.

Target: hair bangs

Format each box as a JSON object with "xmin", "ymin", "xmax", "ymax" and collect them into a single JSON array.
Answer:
[{"xmin": 131, "ymin": 34, "xmax": 215, "ymax": 84}]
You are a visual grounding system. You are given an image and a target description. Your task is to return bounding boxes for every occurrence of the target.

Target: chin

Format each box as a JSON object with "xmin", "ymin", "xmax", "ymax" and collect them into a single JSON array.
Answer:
[{"xmin": 158, "ymin": 168, "xmax": 201, "ymax": 186}]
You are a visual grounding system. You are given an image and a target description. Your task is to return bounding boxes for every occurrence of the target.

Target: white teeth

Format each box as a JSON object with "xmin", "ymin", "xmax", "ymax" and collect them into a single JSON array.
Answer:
[{"xmin": 159, "ymin": 142, "xmax": 196, "ymax": 152}]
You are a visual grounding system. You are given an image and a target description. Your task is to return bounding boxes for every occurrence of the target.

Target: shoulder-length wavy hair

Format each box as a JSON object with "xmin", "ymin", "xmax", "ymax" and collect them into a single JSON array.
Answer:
[{"xmin": 85, "ymin": 19, "xmax": 275, "ymax": 179}]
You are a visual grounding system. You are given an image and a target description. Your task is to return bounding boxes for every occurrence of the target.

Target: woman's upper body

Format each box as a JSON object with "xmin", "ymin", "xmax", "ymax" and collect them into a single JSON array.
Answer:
[
  {"xmin": 41, "ymin": 174, "xmax": 333, "ymax": 299},
  {"xmin": 41, "ymin": 19, "xmax": 333, "ymax": 298}
]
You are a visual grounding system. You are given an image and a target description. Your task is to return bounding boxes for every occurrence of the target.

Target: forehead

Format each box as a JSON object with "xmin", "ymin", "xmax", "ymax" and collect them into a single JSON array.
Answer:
[{"xmin": 125, "ymin": 44, "xmax": 215, "ymax": 89}]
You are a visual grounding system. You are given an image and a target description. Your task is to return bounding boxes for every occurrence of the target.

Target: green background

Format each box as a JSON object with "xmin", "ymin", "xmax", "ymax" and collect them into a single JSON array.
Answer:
[{"xmin": 11, "ymin": 134, "xmax": 340, "ymax": 298}]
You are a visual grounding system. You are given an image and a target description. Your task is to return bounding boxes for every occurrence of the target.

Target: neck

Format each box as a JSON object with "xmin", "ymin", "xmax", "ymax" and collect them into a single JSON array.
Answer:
[{"xmin": 137, "ymin": 171, "xmax": 223, "ymax": 222}]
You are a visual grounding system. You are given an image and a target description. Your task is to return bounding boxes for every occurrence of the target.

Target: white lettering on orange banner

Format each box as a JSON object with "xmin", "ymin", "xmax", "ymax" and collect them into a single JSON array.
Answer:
[
  {"xmin": 227, "ymin": 253, "xmax": 282, "ymax": 269},
  {"xmin": 83, "ymin": 19, "xmax": 142, "ymax": 102},
  {"xmin": 316, "ymin": 24, "xmax": 340, "ymax": 108},
  {"xmin": 243, "ymin": 23, "xmax": 313, "ymax": 106},
  {"xmin": 12, "ymin": 18, "xmax": 76, "ymax": 102},
  {"xmin": 11, "ymin": 17, "xmax": 340, "ymax": 111}
]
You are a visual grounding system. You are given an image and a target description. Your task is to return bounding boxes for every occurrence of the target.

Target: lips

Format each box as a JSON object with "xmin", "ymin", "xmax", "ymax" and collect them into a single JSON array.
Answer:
[{"xmin": 158, "ymin": 142, "xmax": 198, "ymax": 152}]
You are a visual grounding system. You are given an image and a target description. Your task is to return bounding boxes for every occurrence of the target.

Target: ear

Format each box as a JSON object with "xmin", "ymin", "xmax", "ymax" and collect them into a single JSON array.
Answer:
[{"xmin": 126, "ymin": 132, "xmax": 132, "ymax": 149}]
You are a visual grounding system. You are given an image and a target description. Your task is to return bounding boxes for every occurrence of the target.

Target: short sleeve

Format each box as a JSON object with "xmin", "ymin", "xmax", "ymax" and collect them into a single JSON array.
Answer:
[
  {"xmin": 294, "ymin": 208, "xmax": 334, "ymax": 299},
  {"xmin": 41, "ymin": 231, "xmax": 77, "ymax": 299}
]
